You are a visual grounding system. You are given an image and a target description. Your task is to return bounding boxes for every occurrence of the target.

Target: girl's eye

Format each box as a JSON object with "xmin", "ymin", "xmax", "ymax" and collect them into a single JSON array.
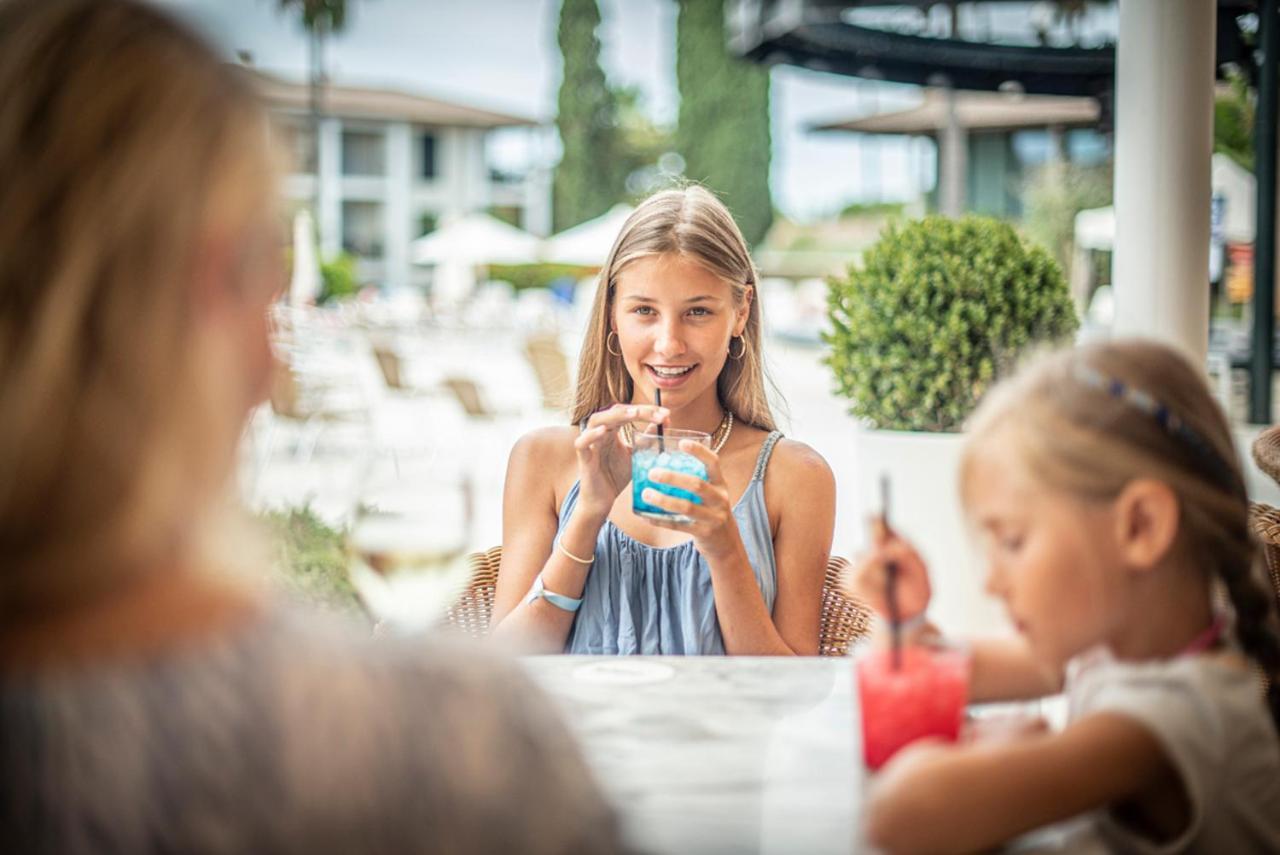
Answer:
[
  {"xmin": 633, "ymin": 306, "xmax": 655, "ymax": 316},
  {"xmin": 688, "ymin": 307, "xmax": 711, "ymax": 317},
  {"xmin": 1001, "ymin": 535, "xmax": 1025, "ymax": 552}
]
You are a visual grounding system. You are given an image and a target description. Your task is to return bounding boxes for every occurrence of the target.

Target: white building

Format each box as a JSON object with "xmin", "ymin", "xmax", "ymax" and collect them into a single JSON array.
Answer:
[{"xmin": 248, "ymin": 69, "xmax": 551, "ymax": 291}]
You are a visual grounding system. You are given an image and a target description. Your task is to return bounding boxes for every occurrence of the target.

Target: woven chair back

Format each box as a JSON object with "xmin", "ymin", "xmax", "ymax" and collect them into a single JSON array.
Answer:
[{"xmin": 444, "ymin": 546, "xmax": 872, "ymax": 656}]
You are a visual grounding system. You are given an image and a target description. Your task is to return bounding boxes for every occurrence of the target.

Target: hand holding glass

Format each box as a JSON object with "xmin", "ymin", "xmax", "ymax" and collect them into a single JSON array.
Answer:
[{"xmin": 631, "ymin": 426, "xmax": 710, "ymax": 524}]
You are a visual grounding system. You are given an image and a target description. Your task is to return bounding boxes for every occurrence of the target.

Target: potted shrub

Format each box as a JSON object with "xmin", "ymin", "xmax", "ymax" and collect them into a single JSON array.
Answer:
[{"xmin": 825, "ymin": 215, "xmax": 1078, "ymax": 634}]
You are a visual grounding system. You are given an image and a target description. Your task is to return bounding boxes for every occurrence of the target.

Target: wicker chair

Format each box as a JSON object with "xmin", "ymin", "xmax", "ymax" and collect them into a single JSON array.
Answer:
[
  {"xmin": 444, "ymin": 546, "xmax": 873, "ymax": 656},
  {"xmin": 1248, "ymin": 426, "xmax": 1280, "ymax": 619}
]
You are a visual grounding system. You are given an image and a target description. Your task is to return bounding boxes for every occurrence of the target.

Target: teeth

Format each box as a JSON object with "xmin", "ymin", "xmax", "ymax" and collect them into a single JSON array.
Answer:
[{"xmin": 651, "ymin": 365, "xmax": 693, "ymax": 377}]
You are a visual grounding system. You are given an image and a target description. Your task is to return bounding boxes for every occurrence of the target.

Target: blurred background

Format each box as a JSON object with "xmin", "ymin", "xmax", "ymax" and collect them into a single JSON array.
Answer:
[{"xmin": 155, "ymin": 0, "xmax": 1277, "ymax": 635}]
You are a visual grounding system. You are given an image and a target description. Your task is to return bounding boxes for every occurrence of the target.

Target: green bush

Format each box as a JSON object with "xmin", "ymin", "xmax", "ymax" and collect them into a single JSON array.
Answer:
[
  {"xmin": 488, "ymin": 262, "xmax": 596, "ymax": 291},
  {"xmin": 316, "ymin": 253, "xmax": 359, "ymax": 305},
  {"xmin": 825, "ymin": 215, "xmax": 1078, "ymax": 432},
  {"xmin": 257, "ymin": 506, "xmax": 362, "ymax": 614}
]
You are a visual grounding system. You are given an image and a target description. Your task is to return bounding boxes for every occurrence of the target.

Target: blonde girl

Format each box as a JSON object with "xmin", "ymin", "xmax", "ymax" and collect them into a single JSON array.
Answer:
[
  {"xmin": 0, "ymin": 2, "xmax": 623, "ymax": 851},
  {"xmin": 493, "ymin": 186, "xmax": 836, "ymax": 654},
  {"xmin": 852, "ymin": 339, "xmax": 1280, "ymax": 853}
]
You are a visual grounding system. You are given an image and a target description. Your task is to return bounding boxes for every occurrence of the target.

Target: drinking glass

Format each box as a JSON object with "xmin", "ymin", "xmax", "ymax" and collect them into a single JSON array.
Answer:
[
  {"xmin": 347, "ymin": 446, "xmax": 473, "ymax": 633},
  {"xmin": 631, "ymin": 426, "xmax": 711, "ymax": 524},
  {"xmin": 856, "ymin": 641, "xmax": 971, "ymax": 770}
]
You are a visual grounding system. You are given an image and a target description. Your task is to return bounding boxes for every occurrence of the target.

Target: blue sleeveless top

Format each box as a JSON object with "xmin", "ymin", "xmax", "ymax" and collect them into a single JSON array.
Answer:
[{"xmin": 557, "ymin": 431, "xmax": 783, "ymax": 655}]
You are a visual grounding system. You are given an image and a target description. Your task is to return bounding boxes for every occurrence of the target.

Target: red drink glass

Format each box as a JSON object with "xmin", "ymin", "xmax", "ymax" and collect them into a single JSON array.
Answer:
[{"xmin": 856, "ymin": 644, "xmax": 971, "ymax": 771}]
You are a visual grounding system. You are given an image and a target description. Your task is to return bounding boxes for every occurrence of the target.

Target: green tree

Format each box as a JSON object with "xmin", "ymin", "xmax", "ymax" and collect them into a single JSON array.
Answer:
[
  {"xmin": 675, "ymin": 0, "xmax": 772, "ymax": 246},
  {"xmin": 1215, "ymin": 71, "xmax": 1254, "ymax": 173},
  {"xmin": 554, "ymin": 0, "xmax": 627, "ymax": 232},
  {"xmin": 276, "ymin": 0, "xmax": 351, "ymax": 210},
  {"xmin": 1022, "ymin": 162, "xmax": 1113, "ymax": 274},
  {"xmin": 614, "ymin": 85, "xmax": 677, "ymax": 196}
]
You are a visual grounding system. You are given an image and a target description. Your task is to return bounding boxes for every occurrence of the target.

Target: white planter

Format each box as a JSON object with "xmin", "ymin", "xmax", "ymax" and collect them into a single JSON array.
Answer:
[{"xmin": 851, "ymin": 428, "xmax": 1013, "ymax": 639}]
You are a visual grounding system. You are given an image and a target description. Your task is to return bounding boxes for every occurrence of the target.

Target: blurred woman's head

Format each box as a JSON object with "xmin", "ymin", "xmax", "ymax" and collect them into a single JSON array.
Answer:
[
  {"xmin": 0, "ymin": 0, "xmax": 282, "ymax": 617},
  {"xmin": 571, "ymin": 185, "xmax": 776, "ymax": 431}
]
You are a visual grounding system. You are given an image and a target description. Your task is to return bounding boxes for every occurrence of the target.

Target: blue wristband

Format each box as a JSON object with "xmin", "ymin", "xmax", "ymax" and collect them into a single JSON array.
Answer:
[{"xmin": 526, "ymin": 572, "xmax": 583, "ymax": 613}]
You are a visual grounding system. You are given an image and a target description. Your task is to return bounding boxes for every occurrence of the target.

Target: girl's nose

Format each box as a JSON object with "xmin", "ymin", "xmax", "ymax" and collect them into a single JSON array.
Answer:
[
  {"xmin": 654, "ymin": 322, "xmax": 685, "ymax": 357},
  {"xmin": 984, "ymin": 562, "xmax": 1009, "ymax": 599}
]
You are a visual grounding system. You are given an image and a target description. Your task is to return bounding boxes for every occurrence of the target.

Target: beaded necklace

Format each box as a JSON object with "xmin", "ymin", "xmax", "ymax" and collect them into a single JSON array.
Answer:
[{"xmin": 622, "ymin": 410, "xmax": 733, "ymax": 453}]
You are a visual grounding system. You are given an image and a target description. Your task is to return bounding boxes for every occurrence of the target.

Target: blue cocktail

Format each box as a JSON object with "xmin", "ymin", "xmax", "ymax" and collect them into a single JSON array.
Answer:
[{"xmin": 631, "ymin": 427, "xmax": 711, "ymax": 524}]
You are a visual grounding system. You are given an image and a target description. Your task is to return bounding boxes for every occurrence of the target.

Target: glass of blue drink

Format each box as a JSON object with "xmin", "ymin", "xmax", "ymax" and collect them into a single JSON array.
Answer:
[{"xmin": 631, "ymin": 426, "xmax": 711, "ymax": 524}]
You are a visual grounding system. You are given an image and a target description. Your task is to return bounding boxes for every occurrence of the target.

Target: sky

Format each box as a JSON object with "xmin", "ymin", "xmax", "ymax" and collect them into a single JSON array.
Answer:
[{"xmin": 158, "ymin": 0, "xmax": 929, "ymax": 222}]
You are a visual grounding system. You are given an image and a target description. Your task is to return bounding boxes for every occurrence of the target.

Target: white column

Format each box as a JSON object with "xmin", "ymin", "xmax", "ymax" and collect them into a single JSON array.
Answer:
[
  {"xmin": 317, "ymin": 117, "xmax": 342, "ymax": 259},
  {"xmin": 384, "ymin": 122, "xmax": 412, "ymax": 291},
  {"xmin": 1111, "ymin": 0, "xmax": 1215, "ymax": 361},
  {"xmin": 938, "ymin": 86, "xmax": 967, "ymax": 216}
]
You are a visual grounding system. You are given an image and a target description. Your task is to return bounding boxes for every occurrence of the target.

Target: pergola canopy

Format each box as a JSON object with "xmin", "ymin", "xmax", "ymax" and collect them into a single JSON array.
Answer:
[{"xmin": 729, "ymin": 1, "xmax": 1259, "ymax": 113}]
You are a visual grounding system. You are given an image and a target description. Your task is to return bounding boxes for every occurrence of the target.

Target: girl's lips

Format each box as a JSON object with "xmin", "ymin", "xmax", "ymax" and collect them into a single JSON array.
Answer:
[{"xmin": 646, "ymin": 363, "xmax": 698, "ymax": 389}]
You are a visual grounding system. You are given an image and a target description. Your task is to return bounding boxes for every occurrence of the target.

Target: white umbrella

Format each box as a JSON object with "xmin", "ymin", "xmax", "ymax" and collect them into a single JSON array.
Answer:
[
  {"xmin": 288, "ymin": 208, "xmax": 320, "ymax": 306},
  {"xmin": 541, "ymin": 204, "xmax": 635, "ymax": 267},
  {"xmin": 410, "ymin": 212, "xmax": 541, "ymax": 266},
  {"xmin": 1074, "ymin": 154, "xmax": 1259, "ymax": 253}
]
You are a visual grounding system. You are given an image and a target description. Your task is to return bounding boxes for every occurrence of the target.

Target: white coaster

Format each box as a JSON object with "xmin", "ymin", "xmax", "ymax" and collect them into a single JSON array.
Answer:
[{"xmin": 572, "ymin": 660, "xmax": 676, "ymax": 685}]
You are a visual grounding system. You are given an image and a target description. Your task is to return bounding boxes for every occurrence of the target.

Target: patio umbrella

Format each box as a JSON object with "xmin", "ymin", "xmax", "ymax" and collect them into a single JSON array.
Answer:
[
  {"xmin": 410, "ymin": 212, "xmax": 541, "ymax": 266},
  {"xmin": 541, "ymin": 204, "xmax": 634, "ymax": 267}
]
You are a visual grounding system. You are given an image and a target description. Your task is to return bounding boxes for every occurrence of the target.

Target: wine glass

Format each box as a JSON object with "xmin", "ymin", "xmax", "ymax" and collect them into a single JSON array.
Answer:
[{"xmin": 347, "ymin": 445, "xmax": 474, "ymax": 633}]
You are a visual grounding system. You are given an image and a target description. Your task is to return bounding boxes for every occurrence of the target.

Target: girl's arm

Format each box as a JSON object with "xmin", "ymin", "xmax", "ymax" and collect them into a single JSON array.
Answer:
[
  {"xmin": 754, "ymin": 440, "xmax": 835, "ymax": 655},
  {"xmin": 489, "ymin": 428, "xmax": 602, "ymax": 653},
  {"xmin": 852, "ymin": 532, "xmax": 1063, "ymax": 700},
  {"xmin": 864, "ymin": 712, "xmax": 1177, "ymax": 854},
  {"xmin": 869, "ymin": 621, "xmax": 1064, "ymax": 702},
  {"xmin": 968, "ymin": 637, "xmax": 1063, "ymax": 702}
]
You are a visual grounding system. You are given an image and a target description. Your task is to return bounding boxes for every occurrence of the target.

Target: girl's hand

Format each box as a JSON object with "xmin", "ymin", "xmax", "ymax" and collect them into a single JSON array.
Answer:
[
  {"xmin": 575, "ymin": 404, "xmax": 668, "ymax": 520},
  {"xmin": 848, "ymin": 520, "xmax": 932, "ymax": 623},
  {"xmin": 641, "ymin": 440, "xmax": 742, "ymax": 560}
]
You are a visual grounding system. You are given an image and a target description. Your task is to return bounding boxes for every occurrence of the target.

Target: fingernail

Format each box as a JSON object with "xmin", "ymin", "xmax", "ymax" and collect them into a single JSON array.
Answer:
[{"xmin": 627, "ymin": 407, "xmax": 638, "ymax": 417}]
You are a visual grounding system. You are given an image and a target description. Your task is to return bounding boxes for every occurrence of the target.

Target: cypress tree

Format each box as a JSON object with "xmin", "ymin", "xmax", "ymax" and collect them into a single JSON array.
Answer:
[
  {"xmin": 554, "ymin": 0, "xmax": 627, "ymax": 232},
  {"xmin": 675, "ymin": 0, "xmax": 773, "ymax": 246}
]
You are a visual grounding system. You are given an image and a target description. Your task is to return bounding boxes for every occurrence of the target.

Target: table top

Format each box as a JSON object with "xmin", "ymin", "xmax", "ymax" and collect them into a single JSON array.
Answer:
[{"xmin": 521, "ymin": 656, "xmax": 864, "ymax": 855}]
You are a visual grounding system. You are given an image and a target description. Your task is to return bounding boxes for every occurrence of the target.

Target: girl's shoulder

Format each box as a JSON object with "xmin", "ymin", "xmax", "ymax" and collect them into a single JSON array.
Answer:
[
  {"xmin": 507, "ymin": 425, "xmax": 580, "ymax": 480},
  {"xmin": 764, "ymin": 436, "xmax": 834, "ymax": 487}
]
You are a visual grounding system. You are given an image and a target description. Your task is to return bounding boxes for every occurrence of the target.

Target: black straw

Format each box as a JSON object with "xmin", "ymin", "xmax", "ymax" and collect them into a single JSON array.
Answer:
[
  {"xmin": 655, "ymin": 388, "xmax": 665, "ymax": 453},
  {"xmin": 880, "ymin": 474, "xmax": 902, "ymax": 671}
]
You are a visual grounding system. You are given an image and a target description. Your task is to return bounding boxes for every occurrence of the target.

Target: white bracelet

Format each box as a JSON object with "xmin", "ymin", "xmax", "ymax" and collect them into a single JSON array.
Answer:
[{"xmin": 556, "ymin": 539, "xmax": 594, "ymax": 565}]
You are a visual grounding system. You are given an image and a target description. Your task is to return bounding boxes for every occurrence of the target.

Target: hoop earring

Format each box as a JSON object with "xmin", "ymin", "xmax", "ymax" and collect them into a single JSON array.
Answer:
[
  {"xmin": 607, "ymin": 330, "xmax": 623, "ymax": 357},
  {"xmin": 728, "ymin": 335, "xmax": 746, "ymax": 360}
]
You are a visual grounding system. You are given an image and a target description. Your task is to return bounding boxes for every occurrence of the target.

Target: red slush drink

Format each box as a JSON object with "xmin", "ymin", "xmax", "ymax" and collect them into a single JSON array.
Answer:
[{"xmin": 857, "ymin": 645, "xmax": 970, "ymax": 770}]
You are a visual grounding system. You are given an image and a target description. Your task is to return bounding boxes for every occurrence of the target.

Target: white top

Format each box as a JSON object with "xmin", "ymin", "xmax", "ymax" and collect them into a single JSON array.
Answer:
[{"xmin": 1063, "ymin": 646, "xmax": 1280, "ymax": 854}]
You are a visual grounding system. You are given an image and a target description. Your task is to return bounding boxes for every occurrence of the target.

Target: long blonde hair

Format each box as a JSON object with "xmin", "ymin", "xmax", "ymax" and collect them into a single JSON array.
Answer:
[
  {"xmin": 570, "ymin": 185, "xmax": 777, "ymax": 431},
  {"xmin": 0, "ymin": 0, "xmax": 277, "ymax": 617},
  {"xmin": 961, "ymin": 339, "xmax": 1280, "ymax": 728}
]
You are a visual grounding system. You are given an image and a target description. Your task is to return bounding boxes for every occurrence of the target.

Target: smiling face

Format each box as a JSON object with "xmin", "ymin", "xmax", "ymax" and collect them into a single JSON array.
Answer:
[
  {"xmin": 963, "ymin": 435, "xmax": 1127, "ymax": 671},
  {"xmin": 611, "ymin": 252, "xmax": 750, "ymax": 411}
]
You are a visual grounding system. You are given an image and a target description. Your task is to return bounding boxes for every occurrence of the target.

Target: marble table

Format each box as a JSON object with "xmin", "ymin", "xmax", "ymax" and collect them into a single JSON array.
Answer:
[{"xmin": 521, "ymin": 656, "xmax": 865, "ymax": 855}]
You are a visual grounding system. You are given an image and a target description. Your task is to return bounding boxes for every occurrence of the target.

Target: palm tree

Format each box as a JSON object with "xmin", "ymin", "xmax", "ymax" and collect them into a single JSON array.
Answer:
[{"xmin": 276, "ymin": 0, "xmax": 349, "ymax": 209}]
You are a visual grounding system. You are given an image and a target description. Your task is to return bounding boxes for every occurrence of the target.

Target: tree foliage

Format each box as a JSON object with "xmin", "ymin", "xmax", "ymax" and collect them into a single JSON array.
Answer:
[
  {"xmin": 675, "ymin": 0, "xmax": 772, "ymax": 246},
  {"xmin": 554, "ymin": 0, "xmax": 628, "ymax": 232},
  {"xmin": 1215, "ymin": 71, "xmax": 1254, "ymax": 173},
  {"xmin": 1021, "ymin": 162, "xmax": 1113, "ymax": 274}
]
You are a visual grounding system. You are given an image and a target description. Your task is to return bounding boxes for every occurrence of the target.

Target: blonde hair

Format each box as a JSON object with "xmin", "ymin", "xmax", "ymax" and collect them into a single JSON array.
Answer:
[
  {"xmin": 961, "ymin": 339, "xmax": 1280, "ymax": 727},
  {"xmin": 0, "ymin": 0, "xmax": 277, "ymax": 617},
  {"xmin": 570, "ymin": 185, "xmax": 777, "ymax": 431}
]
